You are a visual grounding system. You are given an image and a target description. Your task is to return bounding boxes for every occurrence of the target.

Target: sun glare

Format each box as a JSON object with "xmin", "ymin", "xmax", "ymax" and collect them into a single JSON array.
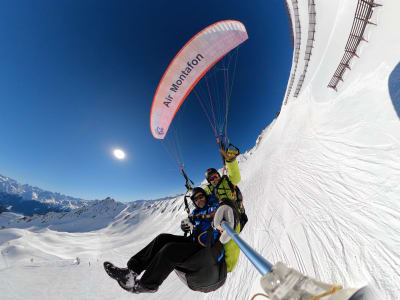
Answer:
[{"xmin": 113, "ymin": 149, "xmax": 126, "ymax": 160}]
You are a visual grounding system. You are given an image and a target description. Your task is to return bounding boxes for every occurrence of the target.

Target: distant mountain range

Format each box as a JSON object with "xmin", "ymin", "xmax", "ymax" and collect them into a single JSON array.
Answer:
[
  {"xmin": 0, "ymin": 192, "xmax": 70, "ymax": 216},
  {"xmin": 0, "ymin": 195, "xmax": 186, "ymax": 232},
  {"xmin": 0, "ymin": 174, "xmax": 88, "ymax": 216},
  {"xmin": 0, "ymin": 174, "xmax": 184, "ymax": 217}
]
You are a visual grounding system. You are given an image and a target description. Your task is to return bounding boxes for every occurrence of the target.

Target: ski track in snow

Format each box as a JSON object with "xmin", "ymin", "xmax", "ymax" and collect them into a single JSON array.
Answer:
[{"xmin": 1, "ymin": 0, "xmax": 400, "ymax": 299}]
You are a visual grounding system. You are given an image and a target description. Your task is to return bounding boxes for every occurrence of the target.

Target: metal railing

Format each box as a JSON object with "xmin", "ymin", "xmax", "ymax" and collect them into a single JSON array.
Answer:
[
  {"xmin": 284, "ymin": 0, "xmax": 294, "ymax": 47},
  {"xmin": 294, "ymin": 0, "xmax": 316, "ymax": 97},
  {"xmin": 284, "ymin": 0, "xmax": 301, "ymax": 105},
  {"xmin": 328, "ymin": 0, "xmax": 382, "ymax": 91}
]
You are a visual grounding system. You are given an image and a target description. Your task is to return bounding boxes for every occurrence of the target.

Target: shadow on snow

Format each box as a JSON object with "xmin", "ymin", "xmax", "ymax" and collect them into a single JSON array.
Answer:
[{"xmin": 388, "ymin": 62, "xmax": 400, "ymax": 119}]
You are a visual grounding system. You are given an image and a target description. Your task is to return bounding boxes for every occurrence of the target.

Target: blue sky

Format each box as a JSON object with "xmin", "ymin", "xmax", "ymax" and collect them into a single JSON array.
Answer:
[{"xmin": 0, "ymin": 0, "xmax": 292, "ymax": 202}]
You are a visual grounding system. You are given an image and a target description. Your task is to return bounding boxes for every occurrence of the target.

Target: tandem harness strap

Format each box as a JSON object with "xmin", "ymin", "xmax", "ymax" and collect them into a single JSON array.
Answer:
[
  {"xmin": 181, "ymin": 168, "xmax": 194, "ymax": 214},
  {"xmin": 191, "ymin": 210, "xmax": 217, "ymax": 247}
]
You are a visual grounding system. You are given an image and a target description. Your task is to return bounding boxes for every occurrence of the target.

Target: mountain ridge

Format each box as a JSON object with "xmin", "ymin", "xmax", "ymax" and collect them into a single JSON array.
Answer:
[{"xmin": 0, "ymin": 174, "xmax": 87, "ymax": 210}]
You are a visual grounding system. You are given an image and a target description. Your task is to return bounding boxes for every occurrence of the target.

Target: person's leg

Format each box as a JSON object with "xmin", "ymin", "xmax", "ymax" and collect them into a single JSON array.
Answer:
[
  {"xmin": 138, "ymin": 240, "xmax": 202, "ymax": 290},
  {"xmin": 127, "ymin": 233, "xmax": 191, "ymax": 274}
]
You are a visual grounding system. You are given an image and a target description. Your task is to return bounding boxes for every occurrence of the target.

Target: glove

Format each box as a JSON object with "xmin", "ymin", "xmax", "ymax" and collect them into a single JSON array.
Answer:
[
  {"xmin": 219, "ymin": 148, "xmax": 239, "ymax": 162},
  {"xmin": 213, "ymin": 205, "xmax": 235, "ymax": 244},
  {"xmin": 181, "ymin": 218, "xmax": 193, "ymax": 234}
]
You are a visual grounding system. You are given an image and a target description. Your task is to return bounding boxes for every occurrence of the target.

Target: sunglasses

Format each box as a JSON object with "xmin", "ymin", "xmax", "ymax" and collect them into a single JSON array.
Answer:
[
  {"xmin": 207, "ymin": 174, "xmax": 219, "ymax": 182},
  {"xmin": 192, "ymin": 194, "xmax": 206, "ymax": 201}
]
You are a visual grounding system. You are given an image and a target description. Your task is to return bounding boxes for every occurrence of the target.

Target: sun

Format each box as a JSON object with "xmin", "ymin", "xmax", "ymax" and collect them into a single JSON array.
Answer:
[{"xmin": 113, "ymin": 149, "xmax": 126, "ymax": 160}]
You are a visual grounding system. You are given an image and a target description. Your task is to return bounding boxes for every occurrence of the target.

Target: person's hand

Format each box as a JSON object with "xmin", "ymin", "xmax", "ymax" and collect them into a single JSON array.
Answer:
[
  {"xmin": 219, "ymin": 148, "xmax": 239, "ymax": 162},
  {"xmin": 181, "ymin": 218, "xmax": 193, "ymax": 233}
]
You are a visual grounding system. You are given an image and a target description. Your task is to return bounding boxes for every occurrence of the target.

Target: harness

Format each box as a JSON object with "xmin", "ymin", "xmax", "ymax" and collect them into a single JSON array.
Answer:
[
  {"xmin": 190, "ymin": 199, "xmax": 220, "ymax": 247},
  {"xmin": 208, "ymin": 175, "xmax": 237, "ymax": 200},
  {"xmin": 208, "ymin": 176, "xmax": 247, "ymax": 232},
  {"xmin": 192, "ymin": 210, "xmax": 216, "ymax": 220}
]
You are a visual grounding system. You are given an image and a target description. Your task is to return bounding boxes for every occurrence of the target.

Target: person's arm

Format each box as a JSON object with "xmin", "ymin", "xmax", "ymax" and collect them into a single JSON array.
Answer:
[
  {"xmin": 226, "ymin": 159, "xmax": 241, "ymax": 186},
  {"xmin": 204, "ymin": 184, "xmax": 212, "ymax": 195}
]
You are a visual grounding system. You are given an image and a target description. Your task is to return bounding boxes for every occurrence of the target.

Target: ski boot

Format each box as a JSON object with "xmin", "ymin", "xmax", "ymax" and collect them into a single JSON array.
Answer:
[
  {"xmin": 103, "ymin": 261, "xmax": 138, "ymax": 287},
  {"xmin": 118, "ymin": 279, "xmax": 158, "ymax": 294}
]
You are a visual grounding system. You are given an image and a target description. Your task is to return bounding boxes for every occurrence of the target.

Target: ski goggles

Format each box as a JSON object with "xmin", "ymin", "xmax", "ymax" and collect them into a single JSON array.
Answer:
[
  {"xmin": 207, "ymin": 174, "xmax": 220, "ymax": 182},
  {"xmin": 192, "ymin": 194, "xmax": 206, "ymax": 201}
]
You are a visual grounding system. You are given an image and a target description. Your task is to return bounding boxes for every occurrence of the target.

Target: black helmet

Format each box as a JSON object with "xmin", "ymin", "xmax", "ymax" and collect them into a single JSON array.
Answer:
[
  {"xmin": 205, "ymin": 168, "xmax": 219, "ymax": 182},
  {"xmin": 190, "ymin": 187, "xmax": 208, "ymax": 208}
]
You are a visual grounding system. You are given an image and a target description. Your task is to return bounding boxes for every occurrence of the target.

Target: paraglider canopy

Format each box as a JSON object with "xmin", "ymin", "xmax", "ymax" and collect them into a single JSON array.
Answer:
[{"xmin": 150, "ymin": 20, "xmax": 248, "ymax": 139}]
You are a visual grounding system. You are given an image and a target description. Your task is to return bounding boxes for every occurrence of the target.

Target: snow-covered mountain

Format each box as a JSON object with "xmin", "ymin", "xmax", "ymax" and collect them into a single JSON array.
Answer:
[
  {"xmin": 0, "ymin": 174, "xmax": 183, "ymax": 217},
  {"xmin": 0, "ymin": 174, "xmax": 87, "ymax": 211},
  {"xmin": 0, "ymin": 196, "xmax": 187, "ymax": 232},
  {"xmin": 1, "ymin": 1, "xmax": 400, "ymax": 300},
  {"xmin": 0, "ymin": 192, "xmax": 70, "ymax": 217},
  {"xmin": 0, "ymin": 193, "xmax": 189, "ymax": 267}
]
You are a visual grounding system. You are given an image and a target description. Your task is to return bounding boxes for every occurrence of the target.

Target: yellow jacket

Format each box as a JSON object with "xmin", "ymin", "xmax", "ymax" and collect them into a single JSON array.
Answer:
[
  {"xmin": 204, "ymin": 159, "xmax": 241, "ymax": 201},
  {"xmin": 205, "ymin": 159, "xmax": 242, "ymax": 272}
]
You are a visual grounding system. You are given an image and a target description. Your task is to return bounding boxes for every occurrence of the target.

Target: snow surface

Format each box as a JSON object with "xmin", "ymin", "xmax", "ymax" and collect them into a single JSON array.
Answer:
[{"xmin": 1, "ymin": 0, "xmax": 400, "ymax": 299}]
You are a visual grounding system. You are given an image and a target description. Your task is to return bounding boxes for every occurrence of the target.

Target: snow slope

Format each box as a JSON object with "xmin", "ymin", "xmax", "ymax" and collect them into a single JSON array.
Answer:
[{"xmin": 1, "ymin": 0, "xmax": 400, "ymax": 299}]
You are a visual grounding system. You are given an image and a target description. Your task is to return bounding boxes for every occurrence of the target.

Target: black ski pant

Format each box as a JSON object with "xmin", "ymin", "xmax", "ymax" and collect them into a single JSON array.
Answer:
[{"xmin": 127, "ymin": 233, "xmax": 203, "ymax": 290}]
